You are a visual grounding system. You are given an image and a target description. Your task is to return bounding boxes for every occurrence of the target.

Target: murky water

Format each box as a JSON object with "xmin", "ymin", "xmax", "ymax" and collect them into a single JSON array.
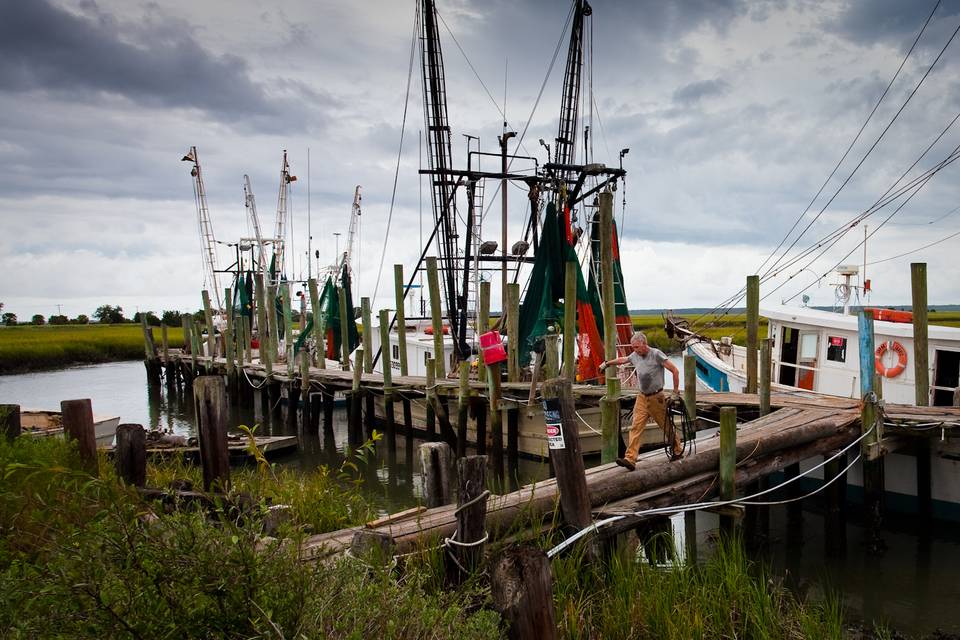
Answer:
[{"xmin": 2, "ymin": 361, "xmax": 959, "ymax": 636}]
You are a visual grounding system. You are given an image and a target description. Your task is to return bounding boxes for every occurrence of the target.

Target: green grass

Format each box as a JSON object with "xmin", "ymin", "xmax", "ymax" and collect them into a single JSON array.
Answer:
[{"xmin": 0, "ymin": 324, "xmax": 184, "ymax": 374}]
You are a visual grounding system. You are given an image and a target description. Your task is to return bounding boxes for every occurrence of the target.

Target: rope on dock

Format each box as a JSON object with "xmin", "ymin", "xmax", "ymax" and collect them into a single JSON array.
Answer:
[{"xmin": 547, "ymin": 422, "xmax": 877, "ymax": 559}]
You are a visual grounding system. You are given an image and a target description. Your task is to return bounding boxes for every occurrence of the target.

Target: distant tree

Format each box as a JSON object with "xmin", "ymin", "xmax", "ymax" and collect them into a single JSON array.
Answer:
[
  {"xmin": 133, "ymin": 311, "xmax": 161, "ymax": 327},
  {"xmin": 73, "ymin": 314, "xmax": 89, "ymax": 325},
  {"xmin": 2, "ymin": 312, "xmax": 16, "ymax": 326},
  {"xmin": 31, "ymin": 314, "xmax": 45, "ymax": 326},
  {"xmin": 48, "ymin": 314, "xmax": 69, "ymax": 325},
  {"xmin": 192, "ymin": 309, "xmax": 206, "ymax": 322},
  {"xmin": 161, "ymin": 310, "xmax": 183, "ymax": 326},
  {"xmin": 94, "ymin": 305, "xmax": 125, "ymax": 324}
]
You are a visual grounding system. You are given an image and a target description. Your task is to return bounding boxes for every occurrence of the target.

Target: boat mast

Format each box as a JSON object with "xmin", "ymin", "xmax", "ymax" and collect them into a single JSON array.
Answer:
[
  {"xmin": 273, "ymin": 150, "xmax": 296, "ymax": 285},
  {"xmin": 243, "ymin": 175, "xmax": 268, "ymax": 278},
  {"xmin": 181, "ymin": 146, "xmax": 223, "ymax": 313}
]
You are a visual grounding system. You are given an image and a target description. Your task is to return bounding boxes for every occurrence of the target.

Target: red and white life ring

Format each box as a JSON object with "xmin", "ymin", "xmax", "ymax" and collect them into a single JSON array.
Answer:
[{"xmin": 875, "ymin": 340, "xmax": 908, "ymax": 378}]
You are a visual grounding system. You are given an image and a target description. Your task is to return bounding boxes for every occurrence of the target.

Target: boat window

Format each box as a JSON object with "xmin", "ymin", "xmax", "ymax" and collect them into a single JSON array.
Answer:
[
  {"xmin": 392, "ymin": 344, "xmax": 399, "ymax": 360},
  {"xmin": 826, "ymin": 336, "xmax": 847, "ymax": 363},
  {"xmin": 424, "ymin": 351, "xmax": 432, "ymax": 366},
  {"xmin": 799, "ymin": 333, "xmax": 818, "ymax": 360}
]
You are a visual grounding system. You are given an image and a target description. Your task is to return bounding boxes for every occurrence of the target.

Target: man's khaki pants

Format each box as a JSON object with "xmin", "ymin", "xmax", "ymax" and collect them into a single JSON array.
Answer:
[{"xmin": 625, "ymin": 391, "xmax": 676, "ymax": 463}]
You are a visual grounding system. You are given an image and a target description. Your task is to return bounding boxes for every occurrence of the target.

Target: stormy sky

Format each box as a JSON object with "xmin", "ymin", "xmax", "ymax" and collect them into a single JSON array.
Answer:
[{"xmin": 3, "ymin": 0, "xmax": 960, "ymax": 319}]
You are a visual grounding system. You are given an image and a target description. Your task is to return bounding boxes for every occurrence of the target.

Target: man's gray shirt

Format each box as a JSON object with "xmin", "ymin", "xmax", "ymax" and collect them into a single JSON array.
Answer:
[{"xmin": 627, "ymin": 348, "xmax": 668, "ymax": 395}]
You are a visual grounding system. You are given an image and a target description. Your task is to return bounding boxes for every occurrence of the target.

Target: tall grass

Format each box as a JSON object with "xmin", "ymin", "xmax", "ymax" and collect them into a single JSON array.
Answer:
[{"xmin": 0, "ymin": 324, "xmax": 184, "ymax": 374}]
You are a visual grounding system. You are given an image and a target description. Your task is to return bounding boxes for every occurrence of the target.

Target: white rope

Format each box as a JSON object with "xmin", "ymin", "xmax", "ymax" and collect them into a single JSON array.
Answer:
[
  {"xmin": 573, "ymin": 410, "xmax": 602, "ymax": 436},
  {"xmin": 444, "ymin": 530, "xmax": 490, "ymax": 548},
  {"xmin": 243, "ymin": 368, "xmax": 269, "ymax": 390},
  {"xmin": 454, "ymin": 490, "xmax": 491, "ymax": 514},
  {"xmin": 547, "ymin": 422, "xmax": 876, "ymax": 558}
]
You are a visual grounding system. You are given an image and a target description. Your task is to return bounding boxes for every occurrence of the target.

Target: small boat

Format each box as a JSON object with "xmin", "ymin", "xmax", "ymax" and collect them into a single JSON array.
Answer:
[{"xmin": 20, "ymin": 410, "xmax": 121, "ymax": 447}]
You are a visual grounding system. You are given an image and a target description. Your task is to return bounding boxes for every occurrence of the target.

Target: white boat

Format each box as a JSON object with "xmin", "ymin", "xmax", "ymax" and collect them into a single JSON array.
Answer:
[
  {"xmin": 20, "ymin": 410, "xmax": 121, "ymax": 447},
  {"xmin": 673, "ymin": 269, "xmax": 960, "ymax": 520}
]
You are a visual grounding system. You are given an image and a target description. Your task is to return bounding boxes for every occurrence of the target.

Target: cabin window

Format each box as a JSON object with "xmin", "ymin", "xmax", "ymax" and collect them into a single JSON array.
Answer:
[
  {"xmin": 826, "ymin": 336, "xmax": 847, "ymax": 363},
  {"xmin": 424, "ymin": 351, "xmax": 432, "ymax": 366},
  {"xmin": 392, "ymin": 345, "xmax": 399, "ymax": 360},
  {"xmin": 799, "ymin": 333, "xmax": 818, "ymax": 360}
]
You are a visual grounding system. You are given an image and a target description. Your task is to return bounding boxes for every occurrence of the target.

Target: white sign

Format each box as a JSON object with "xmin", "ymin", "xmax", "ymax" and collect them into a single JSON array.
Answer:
[{"xmin": 543, "ymin": 407, "xmax": 565, "ymax": 450}]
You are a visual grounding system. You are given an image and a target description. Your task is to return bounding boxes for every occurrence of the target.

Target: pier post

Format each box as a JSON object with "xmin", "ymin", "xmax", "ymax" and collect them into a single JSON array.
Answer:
[
  {"xmin": 322, "ymin": 387, "xmax": 334, "ymax": 438},
  {"xmin": 759, "ymin": 338, "xmax": 772, "ymax": 416},
  {"xmin": 255, "ymin": 274, "xmax": 273, "ymax": 378},
  {"xmin": 161, "ymin": 323, "xmax": 176, "ymax": 386},
  {"xmin": 487, "ymin": 360, "xmax": 504, "ymax": 484},
  {"xmin": 475, "ymin": 398, "xmax": 488, "ymax": 455},
  {"xmin": 141, "ymin": 314, "xmax": 161, "ymax": 386},
  {"xmin": 379, "ymin": 310, "xmax": 396, "ymax": 462},
  {"xmin": 393, "ymin": 268, "xmax": 415, "ymax": 454},
  {"xmin": 507, "ymin": 283, "xmax": 520, "ymax": 382},
  {"xmin": 1, "ymin": 404, "xmax": 20, "ymax": 441},
  {"xmin": 267, "ymin": 282, "xmax": 281, "ymax": 366},
  {"xmin": 349, "ymin": 347, "xmax": 364, "ymax": 447},
  {"xmin": 338, "ymin": 286, "xmax": 351, "ymax": 371},
  {"xmin": 745, "ymin": 274, "xmax": 759, "ymax": 393},
  {"xmin": 542, "ymin": 377, "xmax": 592, "ymax": 531},
  {"xmin": 457, "ymin": 361, "xmax": 470, "ymax": 458},
  {"xmin": 563, "ymin": 261, "xmax": 576, "ymax": 380},
  {"xmin": 683, "ymin": 354, "xmax": 697, "ymax": 420},
  {"xmin": 545, "ymin": 326, "xmax": 560, "ymax": 378},
  {"xmin": 447, "ymin": 455, "xmax": 488, "ymax": 584},
  {"xmin": 193, "ymin": 376, "xmax": 230, "ymax": 492},
  {"xmin": 478, "ymin": 281, "xmax": 490, "ymax": 383},
  {"xmin": 599, "ymin": 191, "xmax": 621, "ymax": 464},
  {"xmin": 183, "ymin": 315, "xmax": 197, "ymax": 380},
  {"xmin": 224, "ymin": 287, "xmax": 237, "ymax": 401},
  {"xmin": 425, "ymin": 358, "xmax": 437, "ymax": 441},
  {"xmin": 418, "ymin": 442, "xmax": 454, "ymax": 508},
  {"xmin": 201, "ymin": 289, "xmax": 216, "ymax": 359},
  {"xmin": 299, "ymin": 349, "xmax": 312, "ymax": 432},
  {"xmin": 61, "ymin": 399, "xmax": 98, "ymax": 475},
  {"xmin": 824, "ymin": 450, "xmax": 847, "ymax": 557},
  {"xmin": 911, "ymin": 262, "xmax": 932, "ymax": 523},
  {"xmin": 507, "ymin": 406, "xmax": 519, "ymax": 488},
  {"xmin": 308, "ymin": 278, "xmax": 326, "ymax": 369},
  {"xmin": 426, "ymin": 256, "xmax": 446, "ymax": 378},
  {"xmin": 719, "ymin": 406, "xmax": 737, "ymax": 534},
  {"xmin": 859, "ymin": 310, "xmax": 886, "ymax": 553},
  {"xmin": 115, "ymin": 424, "xmax": 146, "ymax": 487},
  {"xmin": 360, "ymin": 297, "xmax": 373, "ymax": 373},
  {"xmin": 281, "ymin": 282, "xmax": 295, "ymax": 377},
  {"xmin": 491, "ymin": 545, "xmax": 557, "ymax": 640}
]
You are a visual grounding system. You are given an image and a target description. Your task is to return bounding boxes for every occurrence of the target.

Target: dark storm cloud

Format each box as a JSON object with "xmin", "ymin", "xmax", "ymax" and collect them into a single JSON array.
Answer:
[
  {"xmin": 0, "ymin": 0, "xmax": 328, "ymax": 132},
  {"xmin": 828, "ymin": 0, "xmax": 960, "ymax": 48},
  {"xmin": 673, "ymin": 78, "xmax": 730, "ymax": 105}
]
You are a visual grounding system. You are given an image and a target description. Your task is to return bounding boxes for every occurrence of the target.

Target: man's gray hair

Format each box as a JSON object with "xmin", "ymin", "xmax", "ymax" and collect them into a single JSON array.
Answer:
[{"xmin": 630, "ymin": 332, "xmax": 647, "ymax": 345}]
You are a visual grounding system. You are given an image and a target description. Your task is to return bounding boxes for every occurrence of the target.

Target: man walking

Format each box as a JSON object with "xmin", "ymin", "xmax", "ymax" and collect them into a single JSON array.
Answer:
[{"xmin": 600, "ymin": 332, "xmax": 682, "ymax": 470}]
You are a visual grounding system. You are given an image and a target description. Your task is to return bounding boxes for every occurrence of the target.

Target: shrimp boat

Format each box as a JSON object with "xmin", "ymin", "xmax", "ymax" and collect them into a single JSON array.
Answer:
[
  {"xmin": 20, "ymin": 410, "xmax": 121, "ymax": 447},
  {"xmin": 668, "ymin": 265, "xmax": 960, "ymax": 519}
]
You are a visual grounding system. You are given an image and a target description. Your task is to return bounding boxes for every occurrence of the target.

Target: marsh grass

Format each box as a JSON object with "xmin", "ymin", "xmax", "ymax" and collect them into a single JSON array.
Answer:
[{"xmin": 0, "ymin": 324, "xmax": 185, "ymax": 373}]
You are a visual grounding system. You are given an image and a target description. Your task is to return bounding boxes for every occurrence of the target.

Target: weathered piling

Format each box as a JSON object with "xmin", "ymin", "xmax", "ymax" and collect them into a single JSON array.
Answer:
[
  {"xmin": 349, "ymin": 347, "xmax": 364, "ymax": 447},
  {"xmin": 447, "ymin": 455, "xmax": 488, "ymax": 583},
  {"xmin": 193, "ymin": 376, "xmax": 230, "ymax": 492},
  {"xmin": 487, "ymin": 359, "xmax": 504, "ymax": 483},
  {"xmin": 338, "ymin": 286, "xmax": 351, "ymax": 371},
  {"xmin": 61, "ymin": 399, "xmax": 98, "ymax": 475},
  {"xmin": 1, "ymin": 404, "xmax": 20, "ymax": 441},
  {"xmin": 299, "ymin": 349, "xmax": 312, "ymax": 430},
  {"xmin": 563, "ymin": 260, "xmax": 577, "ymax": 379},
  {"xmin": 281, "ymin": 282, "xmax": 295, "ymax": 377},
  {"xmin": 683, "ymin": 355, "xmax": 696, "ymax": 420},
  {"xmin": 308, "ymin": 278, "xmax": 326, "ymax": 370},
  {"xmin": 201, "ymin": 289, "xmax": 216, "ymax": 358},
  {"xmin": 224, "ymin": 287, "xmax": 237, "ymax": 398},
  {"xmin": 859, "ymin": 310, "xmax": 885, "ymax": 552},
  {"xmin": 393, "ymin": 267, "xmax": 415, "ymax": 454},
  {"xmin": 426, "ymin": 256, "xmax": 446, "ymax": 378},
  {"xmin": 507, "ymin": 283, "xmax": 520, "ymax": 382},
  {"xmin": 745, "ymin": 274, "xmax": 759, "ymax": 393},
  {"xmin": 491, "ymin": 545, "xmax": 557, "ymax": 640},
  {"xmin": 379, "ymin": 310, "xmax": 396, "ymax": 461},
  {"xmin": 760, "ymin": 338, "xmax": 772, "ymax": 416},
  {"xmin": 418, "ymin": 442, "xmax": 454, "ymax": 508},
  {"xmin": 824, "ymin": 449, "xmax": 847, "ymax": 557},
  {"xmin": 322, "ymin": 387, "xmax": 335, "ymax": 437},
  {"xmin": 457, "ymin": 361, "xmax": 470, "ymax": 458},
  {"xmin": 506, "ymin": 407, "xmax": 519, "ymax": 487},
  {"xmin": 545, "ymin": 326, "xmax": 559, "ymax": 378},
  {"xmin": 542, "ymin": 377, "xmax": 591, "ymax": 530},
  {"xmin": 115, "ymin": 423, "xmax": 146, "ymax": 487},
  {"xmin": 425, "ymin": 358, "xmax": 437, "ymax": 441},
  {"xmin": 478, "ymin": 281, "xmax": 490, "ymax": 382},
  {"xmin": 255, "ymin": 274, "xmax": 273, "ymax": 378},
  {"xmin": 912, "ymin": 262, "xmax": 932, "ymax": 523},
  {"xmin": 141, "ymin": 315, "xmax": 161, "ymax": 386},
  {"xmin": 361, "ymin": 297, "xmax": 373, "ymax": 374},
  {"xmin": 599, "ymin": 191, "xmax": 620, "ymax": 464},
  {"xmin": 719, "ymin": 406, "xmax": 737, "ymax": 534}
]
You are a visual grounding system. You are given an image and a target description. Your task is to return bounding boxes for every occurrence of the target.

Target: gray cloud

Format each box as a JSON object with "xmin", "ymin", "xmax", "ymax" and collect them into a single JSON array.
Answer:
[{"xmin": 673, "ymin": 78, "xmax": 731, "ymax": 104}]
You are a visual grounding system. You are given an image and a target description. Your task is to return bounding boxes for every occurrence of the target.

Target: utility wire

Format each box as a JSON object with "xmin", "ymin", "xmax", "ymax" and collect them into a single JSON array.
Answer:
[{"xmin": 868, "ymin": 226, "xmax": 960, "ymax": 265}]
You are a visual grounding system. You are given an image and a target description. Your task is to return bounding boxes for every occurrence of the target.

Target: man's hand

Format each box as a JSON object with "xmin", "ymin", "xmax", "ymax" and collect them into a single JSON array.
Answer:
[{"xmin": 598, "ymin": 361, "xmax": 607, "ymax": 372}]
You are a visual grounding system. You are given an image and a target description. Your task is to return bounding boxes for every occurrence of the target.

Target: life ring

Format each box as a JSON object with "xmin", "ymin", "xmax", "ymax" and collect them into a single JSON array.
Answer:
[{"xmin": 875, "ymin": 340, "xmax": 908, "ymax": 378}]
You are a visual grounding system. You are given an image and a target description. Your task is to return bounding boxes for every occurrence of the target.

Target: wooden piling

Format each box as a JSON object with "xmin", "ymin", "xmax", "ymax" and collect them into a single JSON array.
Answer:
[
  {"xmin": 507, "ymin": 282, "xmax": 520, "ymax": 382},
  {"xmin": 308, "ymin": 278, "xmax": 326, "ymax": 369},
  {"xmin": 719, "ymin": 406, "xmax": 737, "ymax": 533},
  {"xmin": 912, "ymin": 262, "xmax": 932, "ymax": 522},
  {"xmin": 745, "ymin": 274, "xmax": 759, "ymax": 393},
  {"xmin": 563, "ymin": 260, "xmax": 577, "ymax": 380},
  {"xmin": 201, "ymin": 289, "xmax": 216, "ymax": 358},
  {"xmin": 322, "ymin": 387, "xmax": 335, "ymax": 436},
  {"xmin": 859, "ymin": 310, "xmax": 885, "ymax": 551},
  {"xmin": 141, "ymin": 314, "xmax": 161, "ymax": 386},
  {"xmin": 760, "ymin": 338, "xmax": 772, "ymax": 416},
  {"xmin": 255, "ymin": 274, "xmax": 273, "ymax": 378},
  {"xmin": 448, "ymin": 455, "xmax": 488, "ymax": 583},
  {"xmin": 349, "ymin": 347, "xmax": 364, "ymax": 447},
  {"xmin": 475, "ymin": 399, "xmax": 487, "ymax": 455},
  {"xmin": 394, "ymin": 265, "xmax": 409, "ymax": 376},
  {"xmin": 350, "ymin": 530, "xmax": 395, "ymax": 565},
  {"xmin": 487, "ymin": 360, "xmax": 504, "ymax": 483},
  {"xmin": 115, "ymin": 423, "xmax": 146, "ymax": 487},
  {"xmin": 380, "ymin": 310, "xmax": 396, "ymax": 460},
  {"xmin": 161, "ymin": 323, "xmax": 169, "ymax": 361},
  {"xmin": 545, "ymin": 326, "xmax": 559, "ymax": 378},
  {"xmin": 1, "ymin": 404, "xmax": 20, "ymax": 441},
  {"xmin": 300, "ymin": 349, "xmax": 312, "ymax": 430},
  {"xmin": 193, "ymin": 376, "xmax": 230, "ymax": 492},
  {"xmin": 419, "ymin": 442, "xmax": 454, "ymax": 508},
  {"xmin": 281, "ymin": 282, "xmax": 295, "ymax": 377},
  {"xmin": 478, "ymin": 281, "xmax": 490, "ymax": 383},
  {"xmin": 457, "ymin": 361, "xmax": 470, "ymax": 458},
  {"xmin": 426, "ymin": 256, "xmax": 446, "ymax": 378},
  {"xmin": 224, "ymin": 287, "xmax": 236, "ymax": 392},
  {"xmin": 491, "ymin": 545, "xmax": 557, "ymax": 640},
  {"xmin": 61, "ymin": 399, "xmax": 98, "ymax": 475},
  {"xmin": 360, "ymin": 297, "xmax": 373, "ymax": 374},
  {"xmin": 683, "ymin": 354, "xmax": 697, "ymax": 421},
  {"xmin": 823, "ymin": 450, "xmax": 847, "ymax": 557},
  {"xmin": 542, "ymin": 377, "xmax": 591, "ymax": 530},
  {"xmin": 267, "ymin": 282, "xmax": 281, "ymax": 364},
  {"xmin": 426, "ymin": 358, "xmax": 437, "ymax": 441},
  {"xmin": 599, "ymin": 191, "xmax": 620, "ymax": 464}
]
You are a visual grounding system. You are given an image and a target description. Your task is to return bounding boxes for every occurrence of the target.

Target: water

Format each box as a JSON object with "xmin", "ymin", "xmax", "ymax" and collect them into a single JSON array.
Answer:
[{"xmin": 2, "ymin": 361, "xmax": 960, "ymax": 636}]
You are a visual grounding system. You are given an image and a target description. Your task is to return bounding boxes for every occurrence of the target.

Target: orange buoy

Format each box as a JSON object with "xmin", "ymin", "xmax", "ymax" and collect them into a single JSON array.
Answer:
[
  {"xmin": 875, "ymin": 340, "xmax": 908, "ymax": 378},
  {"xmin": 424, "ymin": 325, "xmax": 450, "ymax": 335}
]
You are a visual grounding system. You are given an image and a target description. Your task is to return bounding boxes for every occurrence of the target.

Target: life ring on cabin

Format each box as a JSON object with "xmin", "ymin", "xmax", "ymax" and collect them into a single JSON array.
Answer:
[
  {"xmin": 875, "ymin": 340, "xmax": 908, "ymax": 378},
  {"xmin": 424, "ymin": 325, "xmax": 449, "ymax": 335}
]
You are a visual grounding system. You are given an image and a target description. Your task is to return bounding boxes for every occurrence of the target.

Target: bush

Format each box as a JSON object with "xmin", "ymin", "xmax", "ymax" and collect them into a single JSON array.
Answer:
[
  {"xmin": 73, "ymin": 314, "xmax": 89, "ymax": 325},
  {"xmin": 47, "ymin": 314, "xmax": 69, "ymax": 325},
  {"xmin": 2, "ymin": 313, "xmax": 16, "ymax": 326},
  {"xmin": 30, "ymin": 314, "xmax": 45, "ymax": 326}
]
